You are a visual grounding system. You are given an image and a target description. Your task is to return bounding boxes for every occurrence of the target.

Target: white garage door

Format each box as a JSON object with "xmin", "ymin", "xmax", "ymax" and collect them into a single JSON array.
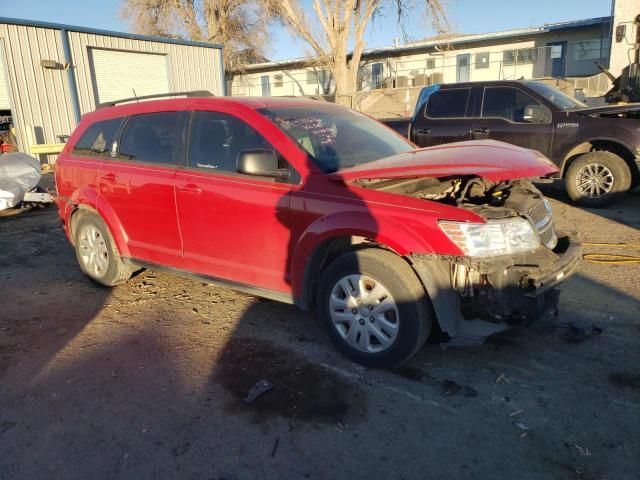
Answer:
[
  {"xmin": 0, "ymin": 44, "xmax": 11, "ymax": 110},
  {"xmin": 89, "ymin": 48, "xmax": 170, "ymax": 105}
]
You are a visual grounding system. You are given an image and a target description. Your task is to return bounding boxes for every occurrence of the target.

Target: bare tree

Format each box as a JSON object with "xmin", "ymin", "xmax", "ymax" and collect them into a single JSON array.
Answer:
[
  {"xmin": 267, "ymin": 0, "xmax": 449, "ymax": 96},
  {"xmin": 121, "ymin": 0, "xmax": 270, "ymax": 69}
]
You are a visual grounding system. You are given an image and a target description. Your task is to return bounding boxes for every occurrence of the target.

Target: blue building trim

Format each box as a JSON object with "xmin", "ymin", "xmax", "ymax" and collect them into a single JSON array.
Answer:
[
  {"xmin": 60, "ymin": 29, "xmax": 82, "ymax": 125},
  {"xmin": 0, "ymin": 17, "xmax": 223, "ymax": 50}
]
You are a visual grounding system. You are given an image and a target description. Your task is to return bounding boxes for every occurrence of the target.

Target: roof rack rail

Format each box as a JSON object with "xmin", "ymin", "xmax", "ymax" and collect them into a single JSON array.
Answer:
[{"xmin": 96, "ymin": 90, "xmax": 214, "ymax": 109}]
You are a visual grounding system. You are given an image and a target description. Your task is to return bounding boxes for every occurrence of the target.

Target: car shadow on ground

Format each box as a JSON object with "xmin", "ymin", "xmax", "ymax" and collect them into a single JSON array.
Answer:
[{"xmin": 1, "ymin": 175, "xmax": 639, "ymax": 479}]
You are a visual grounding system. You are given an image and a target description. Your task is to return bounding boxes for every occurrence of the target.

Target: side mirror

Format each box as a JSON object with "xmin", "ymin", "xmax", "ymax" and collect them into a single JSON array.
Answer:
[
  {"xmin": 237, "ymin": 149, "xmax": 289, "ymax": 179},
  {"xmin": 523, "ymin": 104, "xmax": 551, "ymax": 124}
]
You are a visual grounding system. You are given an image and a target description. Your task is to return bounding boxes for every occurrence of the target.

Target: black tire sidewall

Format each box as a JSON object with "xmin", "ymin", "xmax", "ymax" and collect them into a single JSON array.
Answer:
[
  {"xmin": 566, "ymin": 152, "xmax": 631, "ymax": 207},
  {"xmin": 74, "ymin": 214, "xmax": 122, "ymax": 286},
  {"xmin": 317, "ymin": 249, "xmax": 431, "ymax": 368}
]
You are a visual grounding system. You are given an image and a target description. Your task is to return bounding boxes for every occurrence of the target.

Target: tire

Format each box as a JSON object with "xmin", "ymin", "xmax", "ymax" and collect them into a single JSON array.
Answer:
[
  {"xmin": 73, "ymin": 212, "xmax": 132, "ymax": 286},
  {"xmin": 317, "ymin": 248, "xmax": 432, "ymax": 368},
  {"xmin": 565, "ymin": 151, "xmax": 632, "ymax": 207}
]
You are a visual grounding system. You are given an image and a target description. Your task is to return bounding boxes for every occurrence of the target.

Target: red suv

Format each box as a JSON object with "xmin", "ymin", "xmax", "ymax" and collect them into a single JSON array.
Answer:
[{"xmin": 55, "ymin": 94, "xmax": 580, "ymax": 367}]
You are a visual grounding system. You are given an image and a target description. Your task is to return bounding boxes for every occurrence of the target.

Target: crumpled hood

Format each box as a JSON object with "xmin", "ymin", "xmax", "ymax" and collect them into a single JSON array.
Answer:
[
  {"xmin": 574, "ymin": 103, "xmax": 640, "ymax": 116},
  {"xmin": 329, "ymin": 140, "xmax": 558, "ymax": 183}
]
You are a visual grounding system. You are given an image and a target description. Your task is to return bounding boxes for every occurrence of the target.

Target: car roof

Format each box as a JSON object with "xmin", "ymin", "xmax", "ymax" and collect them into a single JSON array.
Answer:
[{"xmin": 80, "ymin": 95, "xmax": 340, "ymax": 123}]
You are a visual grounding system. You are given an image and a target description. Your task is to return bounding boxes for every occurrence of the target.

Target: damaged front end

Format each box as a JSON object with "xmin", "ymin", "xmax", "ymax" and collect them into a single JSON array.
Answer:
[{"xmin": 357, "ymin": 175, "xmax": 581, "ymax": 344}]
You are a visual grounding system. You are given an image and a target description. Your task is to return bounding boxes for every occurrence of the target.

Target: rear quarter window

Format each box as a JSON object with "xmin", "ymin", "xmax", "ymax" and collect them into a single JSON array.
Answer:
[
  {"xmin": 425, "ymin": 88, "xmax": 471, "ymax": 118},
  {"xmin": 71, "ymin": 117, "xmax": 123, "ymax": 157}
]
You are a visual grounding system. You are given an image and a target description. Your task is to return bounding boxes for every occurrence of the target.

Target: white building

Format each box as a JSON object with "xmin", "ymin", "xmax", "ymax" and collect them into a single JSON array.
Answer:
[{"xmin": 229, "ymin": 13, "xmax": 626, "ymax": 100}]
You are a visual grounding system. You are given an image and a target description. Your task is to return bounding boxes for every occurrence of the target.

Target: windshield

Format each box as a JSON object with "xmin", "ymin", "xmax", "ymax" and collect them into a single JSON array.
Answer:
[
  {"xmin": 258, "ymin": 105, "xmax": 414, "ymax": 173},
  {"xmin": 527, "ymin": 82, "xmax": 587, "ymax": 110}
]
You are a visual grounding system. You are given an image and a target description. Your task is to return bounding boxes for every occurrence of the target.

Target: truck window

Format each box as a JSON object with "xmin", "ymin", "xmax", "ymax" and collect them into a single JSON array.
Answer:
[
  {"xmin": 425, "ymin": 89, "xmax": 470, "ymax": 118},
  {"xmin": 481, "ymin": 87, "xmax": 541, "ymax": 123}
]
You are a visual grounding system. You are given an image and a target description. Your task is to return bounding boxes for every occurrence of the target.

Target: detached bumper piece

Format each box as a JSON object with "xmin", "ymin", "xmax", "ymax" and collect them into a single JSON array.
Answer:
[{"xmin": 410, "ymin": 234, "xmax": 581, "ymax": 337}]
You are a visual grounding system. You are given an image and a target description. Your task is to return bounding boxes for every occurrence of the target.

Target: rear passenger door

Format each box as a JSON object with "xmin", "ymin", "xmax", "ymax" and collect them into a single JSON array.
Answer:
[
  {"xmin": 473, "ymin": 85, "xmax": 553, "ymax": 155},
  {"xmin": 175, "ymin": 110, "xmax": 296, "ymax": 294},
  {"xmin": 97, "ymin": 111, "xmax": 185, "ymax": 268},
  {"xmin": 415, "ymin": 87, "xmax": 473, "ymax": 147}
]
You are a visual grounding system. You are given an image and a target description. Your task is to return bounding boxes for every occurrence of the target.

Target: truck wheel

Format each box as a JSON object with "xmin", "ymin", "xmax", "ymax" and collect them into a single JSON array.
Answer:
[
  {"xmin": 74, "ymin": 213, "xmax": 132, "ymax": 286},
  {"xmin": 565, "ymin": 151, "xmax": 631, "ymax": 207},
  {"xmin": 317, "ymin": 248, "xmax": 432, "ymax": 368}
]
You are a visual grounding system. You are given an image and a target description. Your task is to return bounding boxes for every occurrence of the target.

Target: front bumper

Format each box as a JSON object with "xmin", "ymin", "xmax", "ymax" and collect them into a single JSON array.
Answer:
[{"xmin": 410, "ymin": 233, "xmax": 581, "ymax": 338}]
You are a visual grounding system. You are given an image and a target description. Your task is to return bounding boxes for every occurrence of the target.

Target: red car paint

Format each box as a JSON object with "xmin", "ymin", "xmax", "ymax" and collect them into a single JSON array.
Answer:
[{"xmin": 55, "ymin": 97, "xmax": 556, "ymax": 303}]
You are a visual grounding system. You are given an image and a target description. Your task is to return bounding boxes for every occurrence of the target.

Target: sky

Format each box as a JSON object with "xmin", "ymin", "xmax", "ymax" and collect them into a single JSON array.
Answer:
[{"xmin": 0, "ymin": 0, "xmax": 612, "ymax": 61}]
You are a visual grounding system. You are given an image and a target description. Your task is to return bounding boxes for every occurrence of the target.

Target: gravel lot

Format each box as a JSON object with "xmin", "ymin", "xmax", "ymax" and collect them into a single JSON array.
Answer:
[{"xmin": 1, "ymin": 174, "xmax": 639, "ymax": 480}]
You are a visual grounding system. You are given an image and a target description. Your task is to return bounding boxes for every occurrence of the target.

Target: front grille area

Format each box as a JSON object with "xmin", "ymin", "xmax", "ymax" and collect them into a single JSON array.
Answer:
[{"xmin": 526, "ymin": 198, "xmax": 557, "ymax": 249}]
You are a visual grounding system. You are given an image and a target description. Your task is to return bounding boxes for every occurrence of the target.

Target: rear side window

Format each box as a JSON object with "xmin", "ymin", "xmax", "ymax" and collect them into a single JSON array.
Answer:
[
  {"xmin": 188, "ymin": 111, "xmax": 274, "ymax": 173},
  {"xmin": 481, "ymin": 87, "xmax": 540, "ymax": 123},
  {"xmin": 118, "ymin": 112, "xmax": 181, "ymax": 164},
  {"xmin": 72, "ymin": 118, "xmax": 123, "ymax": 157},
  {"xmin": 425, "ymin": 89, "xmax": 470, "ymax": 118}
]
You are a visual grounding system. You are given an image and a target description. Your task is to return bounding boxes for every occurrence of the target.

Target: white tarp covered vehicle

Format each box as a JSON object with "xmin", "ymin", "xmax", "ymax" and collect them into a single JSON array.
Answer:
[{"xmin": 0, "ymin": 153, "xmax": 52, "ymax": 211}]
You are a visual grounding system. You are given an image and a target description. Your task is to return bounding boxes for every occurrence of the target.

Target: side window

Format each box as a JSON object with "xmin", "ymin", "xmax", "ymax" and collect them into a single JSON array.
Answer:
[
  {"xmin": 481, "ymin": 87, "xmax": 540, "ymax": 123},
  {"xmin": 188, "ymin": 111, "xmax": 277, "ymax": 173},
  {"xmin": 118, "ymin": 112, "xmax": 181, "ymax": 164},
  {"xmin": 72, "ymin": 118, "xmax": 123, "ymax": 157},
  {"xmin": 425, "ymin": 89, "xmax": 470, "ymax": 118}
]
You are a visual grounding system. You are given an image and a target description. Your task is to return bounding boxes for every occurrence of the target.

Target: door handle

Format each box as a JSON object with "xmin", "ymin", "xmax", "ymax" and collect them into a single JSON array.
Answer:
[
  {"xmin": 177, "ymin": 184, "xmax": 202, "ymax": 194},
  {"xmin": 471, "ymin": 128, "xmax": 490, "ymax": 135},
  {"xmin": 415, "ymin": 128, "xmax": 431, "ymax": 135},
  {"xmin": 101, "ymin": 173, "xmax": 118, "ymax": 182}
]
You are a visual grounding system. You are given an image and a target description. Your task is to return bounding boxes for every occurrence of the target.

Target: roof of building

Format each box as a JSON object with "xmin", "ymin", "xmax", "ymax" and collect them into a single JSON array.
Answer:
[
  {"xmin": 232, "ymin": 15, "xmax": 611, "ymax": 73},
  {"xmin": 0, "ymin": 16, "xmax": 223, "ymax": 49}
]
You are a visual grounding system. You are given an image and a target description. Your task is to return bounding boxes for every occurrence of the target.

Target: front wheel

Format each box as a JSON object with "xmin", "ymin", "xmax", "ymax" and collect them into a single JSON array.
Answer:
[
  {"xmin": 317, "ymin": 248, "xmax": 432, "ymax": 368},
  {"xmin": 565, "ymin": 151, "xmax": 632, "ymax": 207}
]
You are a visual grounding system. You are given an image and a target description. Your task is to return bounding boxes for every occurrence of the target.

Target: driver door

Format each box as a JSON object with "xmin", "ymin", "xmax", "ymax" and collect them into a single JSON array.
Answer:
[
  {"xmin": 473, "ymin": 85, "xmax": 553, "ymax": 156},
  {"xmin": 175, "ymin": 110, "xmax": 296, "ymax": 294}
]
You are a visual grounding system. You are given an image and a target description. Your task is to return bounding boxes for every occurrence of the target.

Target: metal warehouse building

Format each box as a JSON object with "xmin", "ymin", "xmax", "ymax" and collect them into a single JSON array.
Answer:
[{"xmin": 0, "ymin": 17, "xmax": 224, "ymax": 162}]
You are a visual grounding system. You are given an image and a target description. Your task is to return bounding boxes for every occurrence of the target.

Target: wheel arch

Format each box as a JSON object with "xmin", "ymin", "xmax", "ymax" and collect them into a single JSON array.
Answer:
[{"xmin": 68, "ymin": 202, "xmax": 130, "ymax": 258}]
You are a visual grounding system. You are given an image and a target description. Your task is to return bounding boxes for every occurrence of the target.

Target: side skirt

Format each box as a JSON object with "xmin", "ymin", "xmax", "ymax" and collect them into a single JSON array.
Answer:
[{"xmin": 127, "ymin": 259, "xmax": 296, "ymax": 305}]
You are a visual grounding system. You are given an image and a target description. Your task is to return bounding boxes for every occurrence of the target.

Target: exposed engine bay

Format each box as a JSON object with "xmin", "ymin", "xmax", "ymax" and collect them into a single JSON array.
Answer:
[{"xmin": 355, "ymin": 175, "xmax": 557, "ymax": 249}]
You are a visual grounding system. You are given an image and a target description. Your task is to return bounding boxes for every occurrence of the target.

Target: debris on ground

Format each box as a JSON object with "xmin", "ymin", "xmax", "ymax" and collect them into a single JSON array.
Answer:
[
  {"xmin": 244, "ymin": 379, "xmax": 273, "ymax": 404},
  {"xmin": 564, "ymin": 322, "xmax": 604, "ymax": 344},
  {"xmin": 270, "ymin": 436, "xmax": 280, "ymax": 458}
]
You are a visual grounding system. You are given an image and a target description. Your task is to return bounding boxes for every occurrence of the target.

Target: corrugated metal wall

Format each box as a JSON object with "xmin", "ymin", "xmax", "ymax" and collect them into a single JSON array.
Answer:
[
  {"xmin": 68, "ymin": 31, "xmax": 223, "ymax": 113},
  {"xmin": 0, "ymin": 22, "xmax": 223, "ymax": 163},
  {"xmin": 0, "ymin": 24, "xmax": 77, "ymax": 157}
]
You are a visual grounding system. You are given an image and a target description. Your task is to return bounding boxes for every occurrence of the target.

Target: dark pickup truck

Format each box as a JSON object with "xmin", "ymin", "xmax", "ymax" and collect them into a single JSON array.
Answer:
[{"xmin": 383, "ymin": 80, "xmax": 640, "ymax": 206}]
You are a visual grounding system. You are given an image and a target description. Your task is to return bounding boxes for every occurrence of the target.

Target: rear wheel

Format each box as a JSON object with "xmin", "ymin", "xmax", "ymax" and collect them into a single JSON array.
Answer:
[
  {"xmin": 317, "ymin": 248, "xmax": 432, "ymax": 368},
  {"xmin": 565, "ymin": 151, "xmax": 631, "ymax": 207},
  {"xmin": 74, "ymin": 213, "xmax": 132, "ymax": 286}
]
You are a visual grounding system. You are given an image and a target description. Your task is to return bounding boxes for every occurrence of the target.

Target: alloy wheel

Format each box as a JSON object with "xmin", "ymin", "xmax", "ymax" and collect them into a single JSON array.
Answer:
[{"xmin": 575, "ymin": 163, "xmax": 614, "ymax": 198}]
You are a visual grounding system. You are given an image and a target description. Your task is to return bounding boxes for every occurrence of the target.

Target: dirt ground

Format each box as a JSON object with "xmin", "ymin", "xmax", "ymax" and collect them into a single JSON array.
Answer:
[{"xmin": 1, "ymin": 174, "xmax": 639, "ymax": 480}]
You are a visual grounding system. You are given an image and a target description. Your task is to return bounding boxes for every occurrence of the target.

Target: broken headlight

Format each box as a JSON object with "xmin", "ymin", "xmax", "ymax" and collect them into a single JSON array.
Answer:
[{"xmin": 439, "ymin": 217, "xmax": 540, "ymax": 257}]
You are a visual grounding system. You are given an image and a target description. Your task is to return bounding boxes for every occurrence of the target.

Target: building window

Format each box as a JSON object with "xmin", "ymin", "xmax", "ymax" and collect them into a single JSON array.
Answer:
[
  {"xmin": 475, "ymin": 52, "xmax": 490, "ymax": 69},
  {"xmin": 306, "ymin": 70, "xmax": 318, "ymax": 85},
  {"xmin": 318, "ymin": 70, "xmax": 331, "ymax": 94},
  {"xmin": 573, "ymin": 40, "xmax": 602, "ymax": 61},
  {"xmin": 372, "ymin": 62, "xmax": 384, "ymax": 89},
  {"xmin": 426, "ymin": 58, "xmax": 435, "ymax": 70},
  {"xmin": 274, "ymin": 74, "xmax": 283, "ymax": 88},
  {"xmin": 503, "ymin": 48, "xmax": 538, "ymax": 65}
]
